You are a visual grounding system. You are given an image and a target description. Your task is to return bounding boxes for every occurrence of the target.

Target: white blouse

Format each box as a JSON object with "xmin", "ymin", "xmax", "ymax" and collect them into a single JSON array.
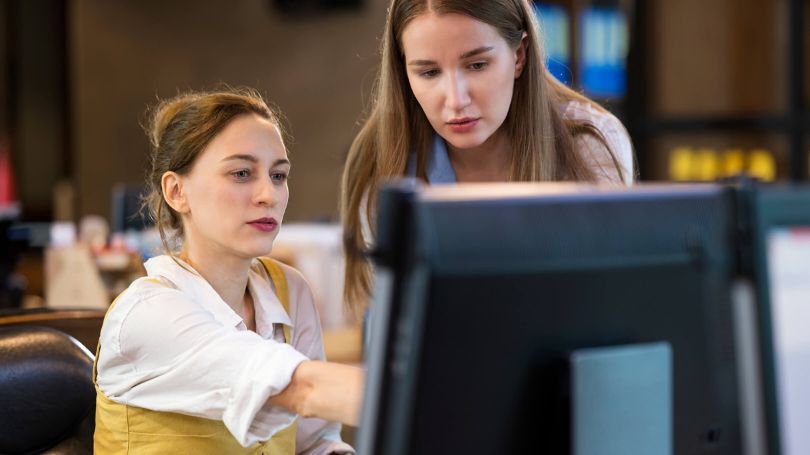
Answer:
[{"xmin": 95, "ymin": 255, "xmax": 354, "ymax": 454}]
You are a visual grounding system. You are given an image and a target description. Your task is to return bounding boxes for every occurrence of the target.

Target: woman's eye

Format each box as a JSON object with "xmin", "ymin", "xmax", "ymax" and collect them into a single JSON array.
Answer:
[
  {"xmin": 271, "ymin": 172, "xmax": 288, "ymax": 183},
  {"xmin": 419, "ymin": 69, "xmax": 440, "ymax": 78},
  {"xmin": 469, "ymin": 61, "xmax": 488, "ymax": 71},
  {"xmin": 231, "ymin": 169, "xmax": 251, "ymax": 180}
]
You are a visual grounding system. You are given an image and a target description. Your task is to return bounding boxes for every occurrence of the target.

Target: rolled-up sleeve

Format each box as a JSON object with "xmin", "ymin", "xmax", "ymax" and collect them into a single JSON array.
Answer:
[{"xmin": 97, "ymin": 281, "xmax": 308, "ymax": 447}]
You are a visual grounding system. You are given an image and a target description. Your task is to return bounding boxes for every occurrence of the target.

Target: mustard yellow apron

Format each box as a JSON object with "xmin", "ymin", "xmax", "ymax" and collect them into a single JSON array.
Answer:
[{"xmin": 93, "ymin": 257, "xmax": 296, "ymax": 454}]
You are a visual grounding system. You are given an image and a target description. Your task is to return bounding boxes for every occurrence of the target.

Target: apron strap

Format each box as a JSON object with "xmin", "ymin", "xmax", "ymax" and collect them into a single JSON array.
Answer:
[{"xmin": 257, "ymin": 257, "xmax": 292, "ymax": 344}]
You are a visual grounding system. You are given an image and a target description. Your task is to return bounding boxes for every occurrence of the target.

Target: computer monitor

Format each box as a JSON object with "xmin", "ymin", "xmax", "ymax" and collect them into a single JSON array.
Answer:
[
  {"xmin": 110, "ymin": 184, "xmax": 151, "ymax": 232},
  {"xmin": 359, "ymin": 182, "xmax": 743, "ymax": 454},
  {"xmin": 749, "ymin": 185, "xmax": 810, "ymax": 455}
]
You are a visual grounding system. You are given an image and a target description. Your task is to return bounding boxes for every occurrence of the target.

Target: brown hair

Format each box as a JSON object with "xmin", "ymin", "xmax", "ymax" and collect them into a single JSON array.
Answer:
[
  {"xmin": 142, "ymin": 87, "xmax": 283, "ymax": 257},
  {"xmin": 341, "ymin": 0, "xmax": 630, "ymax": 313}
]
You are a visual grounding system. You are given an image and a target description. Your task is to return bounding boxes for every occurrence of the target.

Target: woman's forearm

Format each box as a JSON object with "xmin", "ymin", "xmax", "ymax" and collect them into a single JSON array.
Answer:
[{"xmin": 270, "ymin": 360, "xmax": 365, "ymax": 425}]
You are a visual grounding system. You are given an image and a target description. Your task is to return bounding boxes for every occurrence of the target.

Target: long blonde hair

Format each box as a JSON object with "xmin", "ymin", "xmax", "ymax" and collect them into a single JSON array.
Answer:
[{"xmin": 341, "ymin": 0, "xmax": 626, "ymax": 313}]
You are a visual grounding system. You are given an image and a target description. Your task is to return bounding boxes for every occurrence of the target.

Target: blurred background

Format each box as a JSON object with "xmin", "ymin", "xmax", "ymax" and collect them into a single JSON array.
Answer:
[{"xmin": 0, "ymin": 0, "xmax": 807, "ymax": 331}]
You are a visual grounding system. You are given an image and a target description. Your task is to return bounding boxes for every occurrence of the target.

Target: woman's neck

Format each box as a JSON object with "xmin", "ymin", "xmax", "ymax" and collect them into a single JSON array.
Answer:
[
  {"xmin": 180, "ymin": 245, "xmax": 252, "ymax": 318},
  {"xmin": 445, "ymin": 129, "xmax": 511, "ymax": 182}
]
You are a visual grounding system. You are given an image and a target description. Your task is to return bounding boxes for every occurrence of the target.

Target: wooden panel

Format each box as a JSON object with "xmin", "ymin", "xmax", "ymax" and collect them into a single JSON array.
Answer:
[
  {"xmin": 729, "ymin": 0, "xmax": 783, "ymax": 114},
  {"xmin": 650, "ymin": 0, "xmax": 784, "ymax": 116},
  {"xmin": 0, "ymin": 309, "xmax": 106, "ymax": 353}
]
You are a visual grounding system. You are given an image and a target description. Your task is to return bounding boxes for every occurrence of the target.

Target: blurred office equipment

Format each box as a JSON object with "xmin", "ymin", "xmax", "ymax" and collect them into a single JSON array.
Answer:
[
  {"xmin": 111, "ymin": 184, "xmax": 151, "ymax": 233},
  {"xmin": 44, "ymin": 223, "xmax": 110, "ymax": 310},
  {"xmin": 273, "ymin": 223, "xmax": 362, "ymax": 363},
  {"xmin": 534, "ymin": 1, "xmax": 628, "ymax": 100},
  {"xmin": 360, "ymin": 182, "xmax": 744, "ymax": 455},
  {"xmin": 669, "ymin": 147, "xmax": 778, "ymax": 183},
  {"xmin": 578, "ymin": 5, "xmax": 627, "ymax": 99},
  {"xmin": 0, "ymin": 145, "xmax": 16, "ymax": 206},
  {"xmin": 747, "ymin": 185, "xmax": 810, "ymax": 455},
  {"xmin": 273, "ymin": 223, "xmax": 352, "ymax": 330},
  {"xmin": 534, "ymin": 3, "xmax": 572, "ymax": 86},
  {"xmin": 1, "ymin": 146, "xmax": 21, "ymax": 308},
  {"xmin": 0, "ymin": 203, "xmax": 23, "ymax": 309}
]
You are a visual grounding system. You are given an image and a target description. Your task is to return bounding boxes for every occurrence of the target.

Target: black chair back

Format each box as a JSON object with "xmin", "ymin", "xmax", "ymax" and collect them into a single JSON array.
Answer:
[{"xmin": 0, "ymin": 326, "xmax": 95, "ymax": 455}]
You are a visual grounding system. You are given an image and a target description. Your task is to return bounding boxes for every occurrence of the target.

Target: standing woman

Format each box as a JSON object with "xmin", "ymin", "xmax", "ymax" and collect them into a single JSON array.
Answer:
[
  {"xmin": 341, "ymin": 0, "xmax": 635, "ymax": 313},
  {"xmin": 94, "ymin": 88, "xmax": 361, "ymax": 454}
]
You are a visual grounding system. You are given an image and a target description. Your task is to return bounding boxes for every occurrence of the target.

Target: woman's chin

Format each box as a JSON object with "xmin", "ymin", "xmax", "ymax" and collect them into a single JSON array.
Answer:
[
  {"xmin": 233, "ymin": 242, "xmax": 276, "ymax": 260},
  {"xmin": 441, "ymin": 133, "xmax": 488, "ymax": 152}
]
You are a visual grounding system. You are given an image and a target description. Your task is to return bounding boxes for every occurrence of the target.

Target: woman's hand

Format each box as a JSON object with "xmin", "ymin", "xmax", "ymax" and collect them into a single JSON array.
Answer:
[{"xmin": 270, "ymin": 360, "xmax": 365, "ymax": 426}]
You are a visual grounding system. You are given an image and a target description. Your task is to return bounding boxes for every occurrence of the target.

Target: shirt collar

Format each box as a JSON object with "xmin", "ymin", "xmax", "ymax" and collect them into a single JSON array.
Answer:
[
  {"xmin": 408, "ymin": 135, "xmax": 458, "ymax": 183},
  {"xmin": 143, "ymin": 255, "xmax": 293, "ymax": 337}
]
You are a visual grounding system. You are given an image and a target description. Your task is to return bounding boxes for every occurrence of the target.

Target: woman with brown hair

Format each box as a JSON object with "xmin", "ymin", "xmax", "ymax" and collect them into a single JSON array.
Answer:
[
  {"xmin": 94, "ymin": 88, "xmax": 361, "ymax": 454},
  {"xmin": 341, "ymin": 0, "xmax": 635, "ymax": 314}
]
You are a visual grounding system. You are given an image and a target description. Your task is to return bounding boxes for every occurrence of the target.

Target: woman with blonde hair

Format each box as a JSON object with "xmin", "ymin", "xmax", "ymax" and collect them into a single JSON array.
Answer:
[
  {"xmin": 94, "ymin": 88, "xmax": 361, "ymax": 454},
  {"xmin": 341, "ymin": 0, "xmax": 635, "ymax": 313}
]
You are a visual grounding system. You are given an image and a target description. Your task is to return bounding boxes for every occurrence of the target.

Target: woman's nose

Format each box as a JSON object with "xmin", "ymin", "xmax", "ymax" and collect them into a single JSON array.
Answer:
[
  {"xmin": 254, "ymin": 177, "xmax": 277, "ymax": 207},
  {"xmin": 445, "ymin": 72, "xmax": 471, "ymax": 111}
]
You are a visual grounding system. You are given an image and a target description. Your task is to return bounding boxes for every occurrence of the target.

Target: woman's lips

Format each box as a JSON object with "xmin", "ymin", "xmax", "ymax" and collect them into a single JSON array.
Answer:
[
  {"xmin": 248, "ymin": 218, "xmax": 278, "ymax": 232},
  {"xmin": 447, "ymin": 118, "xmax": 479, "ymax": 133}
]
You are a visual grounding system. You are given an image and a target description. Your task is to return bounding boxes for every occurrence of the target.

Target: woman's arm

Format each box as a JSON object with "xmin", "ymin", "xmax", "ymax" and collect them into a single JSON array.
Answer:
[{"xmin": 270, "ymin": 360, "xmax": 365, "ymax": 426}]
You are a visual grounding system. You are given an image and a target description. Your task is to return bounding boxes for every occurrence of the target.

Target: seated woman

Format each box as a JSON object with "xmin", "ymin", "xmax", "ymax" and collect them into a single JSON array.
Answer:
[{"xmin": 94, "ymin": 88, "xmax": 362, "ymax": 454}]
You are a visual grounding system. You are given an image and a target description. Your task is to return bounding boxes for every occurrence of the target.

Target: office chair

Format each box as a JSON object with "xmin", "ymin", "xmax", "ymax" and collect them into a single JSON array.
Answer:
[{"xmin": 0, "ymin": 326, "xmax": 95, "ymax": 455}]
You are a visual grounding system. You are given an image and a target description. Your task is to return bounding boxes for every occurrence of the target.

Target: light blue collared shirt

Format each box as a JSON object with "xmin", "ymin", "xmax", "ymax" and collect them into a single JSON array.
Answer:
[{"xmin": 407, "ymin": 135, "xmax": 457, "ymax": 183}]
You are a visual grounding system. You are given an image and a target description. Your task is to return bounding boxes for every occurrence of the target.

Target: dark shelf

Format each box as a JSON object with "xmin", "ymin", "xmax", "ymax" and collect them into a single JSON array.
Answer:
[
  {"xmin": 639, "ymin": 116, "xmax": 795, "ymax": 134},
  {"xmin": 624, "ymin": 0, "xmax": 807, "ymax": 182}
]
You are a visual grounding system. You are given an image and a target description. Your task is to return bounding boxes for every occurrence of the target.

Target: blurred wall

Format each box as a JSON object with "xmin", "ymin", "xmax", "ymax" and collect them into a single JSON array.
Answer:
[
  {"xmin": 71, "ymin": 0, "xmax": 386, "ymax": 222},
  {"xmin": 0, "ymin": 2, "xmax": 6, "ymax": 139},
  {"xmin": 5, "ymin": 0, "xmax": 69, "ymax": 220},
  {"xmin": 3, "ymin": 0, "xmax": 804, "ymax": 221}
]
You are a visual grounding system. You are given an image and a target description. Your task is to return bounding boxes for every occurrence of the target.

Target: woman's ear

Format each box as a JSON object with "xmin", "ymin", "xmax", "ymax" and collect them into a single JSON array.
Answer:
[
  {"xmin": 515, "ymin": 31, "xmax": 529, "ymax": 78},
  {"xmin": 161, "ymin": 171, "xmax": 189, "ymax": 214}
]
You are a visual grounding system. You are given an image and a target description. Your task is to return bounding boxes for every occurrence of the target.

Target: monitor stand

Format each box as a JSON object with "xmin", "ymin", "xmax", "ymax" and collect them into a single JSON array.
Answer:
[{"xmin": 570, "ymin": 342, "xmax": 672, "ymax": 455}]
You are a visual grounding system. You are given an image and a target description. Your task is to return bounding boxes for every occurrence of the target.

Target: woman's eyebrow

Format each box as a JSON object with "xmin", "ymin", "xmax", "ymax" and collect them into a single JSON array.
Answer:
[
  {"xmin": 459, "ymin": 46, "xmax": 494, "ymax": 59},
  {"xmin": 407, "ymin": 46, "xmax": 494, "ymax": 66},
  {"xmin": 407, "ymin": 58, "xmax": 436, "ymax": 67},
  {"xmin": 221, "ymin": 155, "xmax": 289, "ymax": 167},
  {"xmin": 221, "ymin": 154, "xmax": 258, "ymax": 163}
]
